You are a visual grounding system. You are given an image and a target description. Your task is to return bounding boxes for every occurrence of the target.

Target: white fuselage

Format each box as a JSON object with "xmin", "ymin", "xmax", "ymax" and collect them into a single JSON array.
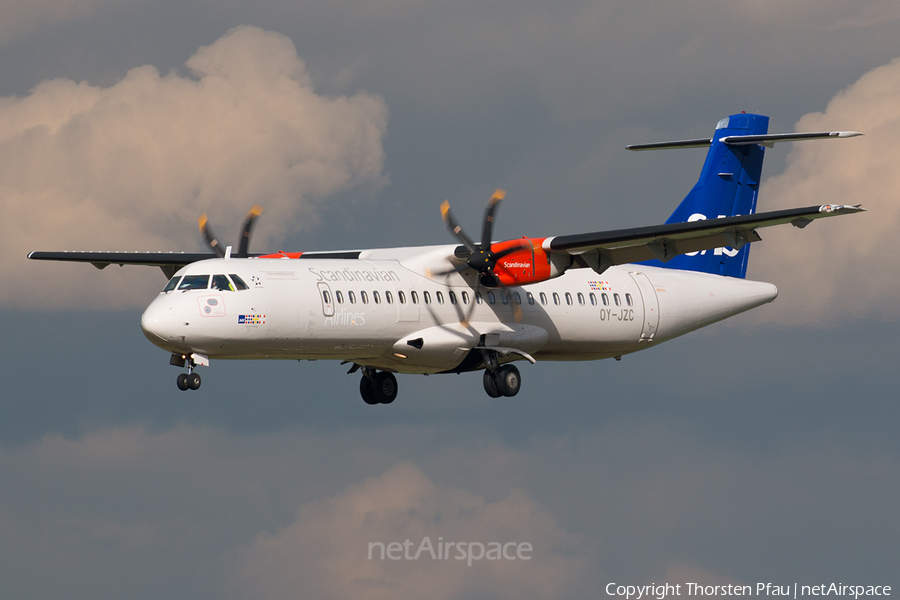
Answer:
[{"xmin": 139, "ymin": 244, "xmax": 777, "ymax": 374}]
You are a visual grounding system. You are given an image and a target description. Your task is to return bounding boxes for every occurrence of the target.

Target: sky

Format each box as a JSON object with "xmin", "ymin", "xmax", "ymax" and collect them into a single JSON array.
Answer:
[{"xmin": 1, "ymin": 2, "xmax": 899, "ymax": 599}]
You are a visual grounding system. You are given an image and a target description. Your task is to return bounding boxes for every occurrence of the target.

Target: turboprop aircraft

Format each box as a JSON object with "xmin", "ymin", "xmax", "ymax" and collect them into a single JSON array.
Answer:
[{"xmin": 29, "ymin": 113, "xmax": 864, "ymax": 404}]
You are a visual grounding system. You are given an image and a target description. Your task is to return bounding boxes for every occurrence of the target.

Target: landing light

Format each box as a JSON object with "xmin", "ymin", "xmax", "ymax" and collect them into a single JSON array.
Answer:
[{"xmin": 393, "ymin": 352, "xmax": 408, "ymax": 359}]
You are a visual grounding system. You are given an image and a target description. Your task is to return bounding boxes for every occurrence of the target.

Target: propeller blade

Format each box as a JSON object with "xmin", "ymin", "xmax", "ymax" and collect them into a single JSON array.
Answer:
[
  {"xmin": 480, "ymin": 188, "xmax": 506, "ymax": 250},
  {"xmin": 198, "ymin": 214, "xmax": 226, "ymax": 258},
  {"xmin": 491, "ymin": 240, "xmax": 532, "ymax": 263},
  {"xmin": 237, "ymin": 205, "xmax": 263, "ymax": 258},
  {"xmin": 441, "ymin": 200, "xmax": 478, "ymax": 254},
  {"xmin": 428, "ymin": 263, "xmax": 473, "ymax": 278}
]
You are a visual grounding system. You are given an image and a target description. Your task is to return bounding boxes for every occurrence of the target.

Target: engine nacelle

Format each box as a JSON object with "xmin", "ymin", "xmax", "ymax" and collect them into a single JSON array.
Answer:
[{"xmin": 492, "ymin": 237, "xmax": 569, "ymax": 286}]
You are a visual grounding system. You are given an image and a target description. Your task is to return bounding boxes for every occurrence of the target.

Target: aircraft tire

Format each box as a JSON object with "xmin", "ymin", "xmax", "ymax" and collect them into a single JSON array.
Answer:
[
  {"xmin": 360, "ymin": 376, "xmax": 379, "ymax": 405},
  {"xmin": 176, "ymin": 373, "xmax": 190, "ymax": 391},
  {"xmin": 373, "ymin": 372, "xmax": 398, "ymax": 404},
  {"xmin": 496, "ymin": 365, "xmax": 520, "ymax": 397},
  {"xmin": 483, "ymin": 370, "xmax": 501, "ymax": 398},
  {"xmin": 188, "ymin": 372, "xmax": 201, "ymax": 390}
]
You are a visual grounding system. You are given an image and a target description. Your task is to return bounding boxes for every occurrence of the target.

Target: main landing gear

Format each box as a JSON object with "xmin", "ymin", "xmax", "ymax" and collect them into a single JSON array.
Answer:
[
  {"xmin": 483, "ymin": 364, "xmax": 521, "ymax": 398},
  {"xmin": 359, "ymin": 368, "xmax": 398, "ymax": 405},
  {"xmin": 171, "ymin": 353, "xmax": 202, "ymax": 391}
]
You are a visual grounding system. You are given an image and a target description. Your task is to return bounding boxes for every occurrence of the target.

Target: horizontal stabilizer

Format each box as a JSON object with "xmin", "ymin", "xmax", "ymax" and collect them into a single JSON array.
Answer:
[
  {"xmin": 627, "ymin": 131, "xmax": 863, "ymax": 151},
  {"xmin": 720, "ymin": 131, "xmax": 863, "ymax": 147},
  {"xmin": 626, "ymin": 138, "xmax": 712, "ymax": 151}
]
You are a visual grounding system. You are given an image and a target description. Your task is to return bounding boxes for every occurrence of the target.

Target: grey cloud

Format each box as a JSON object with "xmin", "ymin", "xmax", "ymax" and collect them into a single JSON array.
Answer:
[{"xmin": 1, "ymin": 419, "xmax": 896, "ymax": 600}]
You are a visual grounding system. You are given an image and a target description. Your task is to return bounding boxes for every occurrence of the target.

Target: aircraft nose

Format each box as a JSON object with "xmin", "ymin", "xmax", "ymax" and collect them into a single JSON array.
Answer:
[{"xmin": 141, "ymin": 299, "xmax": 181, "ymax": 345}]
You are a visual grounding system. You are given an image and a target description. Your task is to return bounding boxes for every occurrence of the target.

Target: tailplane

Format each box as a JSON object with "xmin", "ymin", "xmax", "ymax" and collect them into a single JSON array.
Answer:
[{"xmin": 629, "ymin": 113, "xmax": 861, "ymax": 278}]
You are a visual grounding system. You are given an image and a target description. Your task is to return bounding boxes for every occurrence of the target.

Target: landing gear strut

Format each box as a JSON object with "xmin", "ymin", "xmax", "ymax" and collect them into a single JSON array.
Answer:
[
  {"xmin": 171, "ymin": 353, "xmax": 202, "ymax": 391},
  {"xmin": 359, "ymin": 368, "xmax": 398, "ymax": 405}
]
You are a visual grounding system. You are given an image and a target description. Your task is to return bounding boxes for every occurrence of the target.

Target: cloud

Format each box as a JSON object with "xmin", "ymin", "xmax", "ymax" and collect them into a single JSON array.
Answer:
[
  {"xmin": 0, "ymin": 26, "xmax": 388, "ymax": 309},
  {"xmin": 0, "ymin": 0, "xmax": 121, "ymax": 45},
  {"xmin": 749, "ymin": 57, "xmax": 900, "ymax": 324},
  {"xmin": 1, "ymin": 419, "xmax": 897, "ymax": 600},
  {"xmin": 232, "ymin": 462, "xmax": 591, "ymax": 600}
]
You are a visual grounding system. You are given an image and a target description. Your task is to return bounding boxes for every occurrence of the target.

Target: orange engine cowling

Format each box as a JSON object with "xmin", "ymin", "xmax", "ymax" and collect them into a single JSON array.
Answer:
[{"xmin": 491, "ymin": 237, "xmax": 555, "ymax": 286}]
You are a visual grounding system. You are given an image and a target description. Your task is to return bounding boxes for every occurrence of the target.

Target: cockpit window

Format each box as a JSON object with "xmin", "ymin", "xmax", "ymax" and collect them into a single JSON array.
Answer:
[
  {"xmin": 229, "ymin": 274, "xmax": 249, "ymax": 291},
  {"xmin": 162, "ymin": 276, "xmax": 181, "ymax": 292},
  {"xmin": 177, "ymin": 275, "xmax": 210, "ymax": 290},
  {"xmin": 212, "ymin": 274, "xmax": 234, "ymax": 291}
]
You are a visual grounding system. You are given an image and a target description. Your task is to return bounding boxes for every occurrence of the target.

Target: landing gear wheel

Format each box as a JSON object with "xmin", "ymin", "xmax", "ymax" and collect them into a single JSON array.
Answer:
[
  {"xmin": 187, "ymin": 372, "xmax": 201, "ymax": 390},
  {"xmin": 360, "ymin": 377, "xmax": 379, "ymax": 405},
  {"xmin": 483, "ymin": 370, "xmax": 501, "ymax": 398},
  {"xmin": 496, "ymin": 364, "xmax": 521, "ymax": 397},
  {"xmin": 176, "ymin": 373, "xmax": 190, "ymax": 391},
  {"xmin": 372, "ymin": 372, "xmax": 398, "ymax": 404}
]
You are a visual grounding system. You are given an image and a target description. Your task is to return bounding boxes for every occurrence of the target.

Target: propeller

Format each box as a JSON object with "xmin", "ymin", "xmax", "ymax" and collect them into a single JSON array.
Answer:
[
  {"xmin": 440, "ymin": 189, "xmax": 530, "ymax": 287},
  {"xmin": 198, "ymin": 205, "xmax": 263, "ymax": 258},
  {"xmin": 438, "ymin": 189, "xmax": 533, "ymax": 324}
]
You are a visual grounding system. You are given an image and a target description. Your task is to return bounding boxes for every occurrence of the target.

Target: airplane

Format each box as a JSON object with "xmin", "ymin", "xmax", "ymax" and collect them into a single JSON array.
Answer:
[{"xmin": 29, "ymin": 113, "xmax": 865, "ymax": 404}]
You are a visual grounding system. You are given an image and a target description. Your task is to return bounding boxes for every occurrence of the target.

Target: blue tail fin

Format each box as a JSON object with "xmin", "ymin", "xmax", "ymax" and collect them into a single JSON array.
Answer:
[{"xmin": 642, "ymin": 113, "xmax": 769, "ymax": 278}]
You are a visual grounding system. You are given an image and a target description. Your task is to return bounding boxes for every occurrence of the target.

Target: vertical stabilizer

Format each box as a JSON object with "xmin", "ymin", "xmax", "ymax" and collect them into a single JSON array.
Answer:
[{"xmin": 640, "ymin": 113, "xmax": 769, "ymax": 278}]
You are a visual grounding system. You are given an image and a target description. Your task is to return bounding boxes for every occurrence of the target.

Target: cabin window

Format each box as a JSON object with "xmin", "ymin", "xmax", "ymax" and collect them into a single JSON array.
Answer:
[
  {"xmin": 411, "ymin": 291, "xmax": 419, "ymax": 304},
  {"xmin": 565, "ymin": 292, "xmax": 573, "ymax": 306},
  {"xmin": 526, "ymin": 292, "xmax": 534, "ymax": 305},
  {"xmin": 577, "ymin": 292, "xmax": 585, "ymax": 306},
  {"xmin": 348, "ymin": 291, "xmax": 356, "ymax": 304},
  {"xmin": 373, "ymin": 291, "xmax": 381, "ymax": 304},
  {"xmin": 449, "ymin": 291, "xmax": 457, "ymax": 305},
  {"xmin": 178, "ymin": 275, "xmax": 209, "ymax": 290},
  {"xmin": 229, "ymin": 274, "xmax": 250, "ymax": 291},
  {"xmin": 398, "ymin": 291, "xmax": 406, "ymax": 304},
  {"xmin": 462, "ymin": 291, "xmax": 469, "ymax": 304},
  {"xmin": 602, "ymin": 293, "xmax": 609, "ymax": 306},
  {"xmin": 336, "ymin": 291, "xmax": 344, "ymax": 304},
  {"xmin": 500, "ymin": 291, "xmax": 509, "ymax": 305},
  {"xmin": 590, "ymin": 292, "xmax": 597, "ymax": 306},
  {"xmin": 385, "ymin": 291, "xmax": 393, "ymax": 304},
  {"xmin": 614, "ymin": 293, "xmax": 621, "ymax": 306},
  {"xmin": 162, "ymin": 276, "xmax": 181, "ymax": 292},
  {"xmin": 553, "ymin": 292, "xmax": 560, "ymax": 305},
  {"xmin": 323, "ymin": 290, "xmax": 331, "ymax": 304},
  {"xmin": 625, "ymin": 293, "xmax": 633, "ymax": 306},
  {"xmin": 436, "ymin": 291, "xmax": 444, "ymax": 304},
  {"xmin": 212, "ymin": 274, "xmax": 234, "ymax": 291},
  {"xmin": 540, "ymin": 292, "xmax": 547, "ymax": 305},
  {"xmin": 513, "ymin": 292, "xmax": 522, "ymax": 305},
  {"xmin": 423, "ymin": 291, "xmax": 431, "ymax": 304},
  {"xmin": 476, "ymin": 292, "xmax": 483, "ymax": 304},
  {"xmin": 361, "ymin": 291, "xmax": 369, "ymax": 304},
  {"xmin": 487, "ymin": 291, "xmax": 496, "ymax": 305}
]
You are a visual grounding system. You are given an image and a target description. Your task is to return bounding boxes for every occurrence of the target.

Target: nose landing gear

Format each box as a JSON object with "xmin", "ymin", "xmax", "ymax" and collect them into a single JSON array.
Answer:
[{"xmin": 171, "ymin": 353, "xmax": 203, "ymax": 391}]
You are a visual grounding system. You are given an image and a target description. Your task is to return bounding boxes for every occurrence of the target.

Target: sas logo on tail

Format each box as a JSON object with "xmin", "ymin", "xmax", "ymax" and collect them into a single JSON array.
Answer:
[{"xmin": 684, "ymin": 213, "xmax": 739, "ymax": 257}]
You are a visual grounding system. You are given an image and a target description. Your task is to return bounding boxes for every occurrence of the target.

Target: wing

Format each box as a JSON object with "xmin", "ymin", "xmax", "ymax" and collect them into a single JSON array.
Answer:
[
  {"xmin": 541, "ymin": 203, "xmax": 864, "ymax": 272},
  {"xmin": 26, "ymin": 249, "xmax": 365, "ymax": 278},
  {"xmin": 26, "ymin": 251, "xmax": 218, "ymax": 279}
]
